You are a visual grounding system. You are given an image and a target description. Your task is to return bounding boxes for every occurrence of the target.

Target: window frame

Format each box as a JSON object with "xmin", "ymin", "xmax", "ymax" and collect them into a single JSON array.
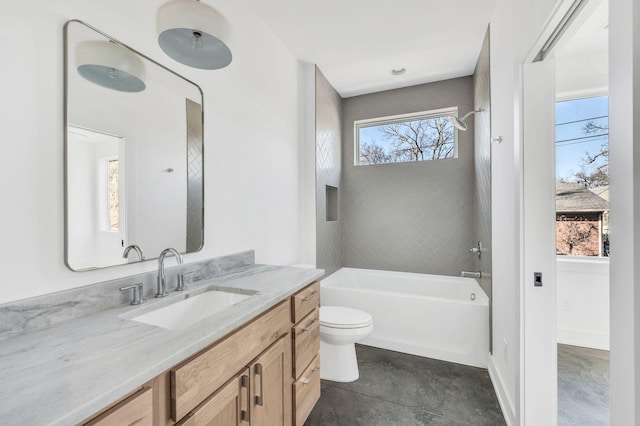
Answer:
[{"xmin": 353, "ymin": 106, "xmax": 459, "ymax": 166}]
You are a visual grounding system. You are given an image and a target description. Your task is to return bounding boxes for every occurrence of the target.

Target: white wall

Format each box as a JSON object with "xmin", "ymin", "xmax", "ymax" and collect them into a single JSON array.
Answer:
[
  {"xmin": 556, "ymin": 257, "xmax": 610, "ymax": 350},
  {"xmin": 67, "ymin": 134, "xmax": 99, "ymax": 268},
  {"xmin": 68, "ymin": 53, "xmax": 189, "ymax": 264},
  {"xmin": 0, "ymin": 0, "xmax": 306, "ymax": 304},
  {"xmin": 556, "ymin": 51, "xmax": 608, "ymax": 99}
]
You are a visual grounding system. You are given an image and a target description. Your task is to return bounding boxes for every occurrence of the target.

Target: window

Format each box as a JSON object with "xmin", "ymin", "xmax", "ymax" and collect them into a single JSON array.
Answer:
[
  {"xmin": 98, "ymin": 157, "xmax": 120, "ymax": 232},
  {"xmin": 107, "ymin": 159, "xmax": 119, "ymax": 231},
  {"xmin": 555, "ymin": 95, "xmax": 609, "ymax": 257},
  {"xmin": 355, "ymin": 107, "xmax": 458, "ymax": 166}
]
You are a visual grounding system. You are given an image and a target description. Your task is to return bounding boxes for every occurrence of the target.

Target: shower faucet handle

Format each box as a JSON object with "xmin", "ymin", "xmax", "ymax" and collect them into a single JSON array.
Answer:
[{"xmin": 468, "ymin": 241, "xmax": 482, "ymax": 258}]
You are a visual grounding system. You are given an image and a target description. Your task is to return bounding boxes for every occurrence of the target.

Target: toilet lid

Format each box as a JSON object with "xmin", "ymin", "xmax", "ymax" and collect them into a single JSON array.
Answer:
[{"xmin": 320, "ymin": 306, "xmax": 373, "ymax": 329}]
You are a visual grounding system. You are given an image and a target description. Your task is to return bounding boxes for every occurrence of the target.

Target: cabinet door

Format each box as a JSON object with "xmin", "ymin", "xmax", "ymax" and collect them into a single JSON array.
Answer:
[
  {"xmin": 251, "ymin": 335, "xmax": 292, "ymax": 426},
  {"xmin": 178, "ymin": 370, "xmax": 250, "ymax": 426}
]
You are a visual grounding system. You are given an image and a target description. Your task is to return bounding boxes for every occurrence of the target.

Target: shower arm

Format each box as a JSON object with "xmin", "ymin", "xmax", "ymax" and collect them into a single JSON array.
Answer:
[{"xmin": 459, "ymin": 109, "xmax": 482, "ymax": 121}]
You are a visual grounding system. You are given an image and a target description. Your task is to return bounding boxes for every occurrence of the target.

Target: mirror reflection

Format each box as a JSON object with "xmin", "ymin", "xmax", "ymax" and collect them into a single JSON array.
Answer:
[{"xmin": 65, "ymin": 20, "xmax": 204, "ymax": 271}]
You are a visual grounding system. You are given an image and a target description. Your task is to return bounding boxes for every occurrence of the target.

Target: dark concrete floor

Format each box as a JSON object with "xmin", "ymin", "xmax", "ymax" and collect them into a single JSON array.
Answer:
[
  {"xmin": 558, "ymin": 344, "xmax": 610, "ymax": 425},
  {"xmin": 305, "ymin": 345, "xmax": 505, "ymax": 426}
]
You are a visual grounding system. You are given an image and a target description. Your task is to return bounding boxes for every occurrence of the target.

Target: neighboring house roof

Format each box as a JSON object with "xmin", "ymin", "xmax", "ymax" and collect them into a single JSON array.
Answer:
[
  {"xmin": 556, "ymin": 182, "xmax": 609, "ymax": 213},
  {"xmin": 589, "ymin": 185, "xmax": 610, "ymax": 202}
]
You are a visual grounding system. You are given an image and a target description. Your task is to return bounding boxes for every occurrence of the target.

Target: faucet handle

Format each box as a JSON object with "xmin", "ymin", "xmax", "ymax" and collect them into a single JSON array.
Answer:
[
  {"xmin": 120, "ymin": 283, "xmax": 146, "ymax": 305},
  {"xmin": 176, "ymin": 271, "xmax": 193, "ymax": 292},
  {"xmin": 468, "ymin": 241, "xmax": 482, "ymax": 258}
]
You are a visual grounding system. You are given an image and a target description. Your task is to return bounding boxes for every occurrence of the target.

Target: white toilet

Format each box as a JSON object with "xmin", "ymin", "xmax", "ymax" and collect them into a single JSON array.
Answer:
[{"xmin": 319, "ymin": 306, "xmax": 373, "ymax": 382}]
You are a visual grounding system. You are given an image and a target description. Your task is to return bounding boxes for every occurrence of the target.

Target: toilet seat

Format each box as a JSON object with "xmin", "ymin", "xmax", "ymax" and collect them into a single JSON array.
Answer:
[{"xmin": 320, "ymin": 306, "xmax": 373, "ymax": 329}]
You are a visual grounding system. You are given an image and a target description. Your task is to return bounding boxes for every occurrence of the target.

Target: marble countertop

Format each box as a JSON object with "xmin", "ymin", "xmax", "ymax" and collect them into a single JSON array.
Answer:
[{"xmin": 0, "ymin": 264, "xmax": 323, "ymax": 426}]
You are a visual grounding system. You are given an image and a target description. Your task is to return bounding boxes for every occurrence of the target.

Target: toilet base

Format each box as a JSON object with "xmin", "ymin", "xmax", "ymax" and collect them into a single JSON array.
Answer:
[{"xmin": 320, "ymin": 340, "xmax": 360, "ymax": 382}]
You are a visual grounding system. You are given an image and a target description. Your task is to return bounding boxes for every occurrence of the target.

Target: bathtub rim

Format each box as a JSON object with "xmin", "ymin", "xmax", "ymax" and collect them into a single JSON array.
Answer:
[{"xmin": 320, "ymin": 267, "xmax": 489, "ymax": 306}]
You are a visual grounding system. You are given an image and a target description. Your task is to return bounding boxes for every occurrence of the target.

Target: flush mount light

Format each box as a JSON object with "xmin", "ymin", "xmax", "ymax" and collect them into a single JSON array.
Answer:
[
  {"xmin": 157, "ymin": 0, "xmax": 233, "ymax": 70},
  {"xmin": 76, "ymin": 41, "xmax": 146, "ymax": 92},
  {"xmin": 391, "ymin": 67, "xmax": 406, "ymax": 76}
]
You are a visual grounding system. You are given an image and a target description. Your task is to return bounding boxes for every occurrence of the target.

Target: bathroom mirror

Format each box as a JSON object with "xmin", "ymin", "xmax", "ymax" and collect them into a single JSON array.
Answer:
[{"xmin": 64, "ymin": 20, "xmax": 204, "ymax": 271}]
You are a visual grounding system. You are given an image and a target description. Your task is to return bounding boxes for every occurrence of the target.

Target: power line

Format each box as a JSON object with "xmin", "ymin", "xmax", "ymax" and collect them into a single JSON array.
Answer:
[
  {"xmin": 556, "ymin": 133, "xmax": 609, "ymax": 145},
  {"xmin": 556, "ymin": 115, "xmax": 608, "ymax": 126}
]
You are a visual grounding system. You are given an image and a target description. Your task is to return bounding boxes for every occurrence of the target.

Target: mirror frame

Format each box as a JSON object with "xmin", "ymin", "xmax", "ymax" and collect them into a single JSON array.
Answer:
[{"xmin": 63, "ymin": 20, "xmax": 205, "ymax": 271}]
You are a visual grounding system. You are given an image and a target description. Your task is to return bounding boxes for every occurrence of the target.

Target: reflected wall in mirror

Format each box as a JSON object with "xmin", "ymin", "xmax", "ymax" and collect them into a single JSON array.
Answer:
[{"xmin": 65, "ymin": 20, "xmax": 204, "ymax": 271}]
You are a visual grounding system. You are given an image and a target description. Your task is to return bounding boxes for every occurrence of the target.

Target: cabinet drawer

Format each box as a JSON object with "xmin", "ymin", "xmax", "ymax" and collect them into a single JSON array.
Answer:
[
  {"xmin": 292, "ymin": 308, "xmax": 320, "ymax": 378},
  {"xmin": 292, "ymin": 356, "xmax": 320, "ymax": 426},
  {"xmin": 171, "ymin": 301, "xmax": 290, "ymax": 421},
  {"xmin": 84, "ymin": 386, "xmax": 152, "ymax": 426},
  {"xmin": 177, "ymin": 370, "xmax": 250, "ymax": 426},
  {"xmin": 291, "ymin": 282, "xmax": 320, "ymax": 323}
]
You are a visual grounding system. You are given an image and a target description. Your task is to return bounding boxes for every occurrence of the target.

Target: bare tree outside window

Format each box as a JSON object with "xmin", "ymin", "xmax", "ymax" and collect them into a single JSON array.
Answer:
[
  {"xmin": 360, "ymin": 142, "xmax": 390, "ymax": 165},
  {"xmin": 556, "ymin": 215, "xmax": 601, "ymax": 256},
  {"xmin": 575, "ymin": 121, "xmax": 609, "ymax": 187},
  {"xmin": 356, "ymin": 109, "xmax": 457, "ymax": 166}
]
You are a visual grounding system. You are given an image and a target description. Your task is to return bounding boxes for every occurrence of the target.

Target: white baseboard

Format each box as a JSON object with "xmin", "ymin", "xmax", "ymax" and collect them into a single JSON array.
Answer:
[
  {"xmin": 557, "ymin": 328, "xmax": 609, "ymax": 351},
  {"xmin": 488, "ymin": 355, "xmax": 516, "ymax": 426}
]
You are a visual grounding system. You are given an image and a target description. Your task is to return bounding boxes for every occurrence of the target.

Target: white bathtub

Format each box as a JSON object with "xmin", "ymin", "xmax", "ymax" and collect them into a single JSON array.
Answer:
[{"xmin": 320, "ymin": 267, "xmax": 489, "ymax": 368}]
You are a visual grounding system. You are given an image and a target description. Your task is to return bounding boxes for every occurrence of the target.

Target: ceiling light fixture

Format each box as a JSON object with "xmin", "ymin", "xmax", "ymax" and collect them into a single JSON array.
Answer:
[
  {"xmin": 157, "ymin": 0, "xmax": 233, "ymax": 70},
  {"xmin": 76, "ymin": 41, "xmax": 147, "ymax": 92},
  {"xmin": 391, "ymin": 67, "xmax": 406, "ymax": 76}
]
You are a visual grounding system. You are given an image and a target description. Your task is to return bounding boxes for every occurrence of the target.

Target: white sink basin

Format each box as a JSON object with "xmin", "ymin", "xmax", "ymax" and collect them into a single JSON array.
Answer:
[{"xmin": 128, "ymin": 290, "xmax": 253, "ymax": 330}]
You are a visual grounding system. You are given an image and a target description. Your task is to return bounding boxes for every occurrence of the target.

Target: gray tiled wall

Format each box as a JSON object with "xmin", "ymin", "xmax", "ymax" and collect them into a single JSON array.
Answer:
[
  {"xmin": 341, "ymin": 78, "xmax": 476, "ymax": 276},
  {"xmin": 186, "ymin": 99, "xmax": 203, "ymax": 253},
  {"xmin": 473, "ymin": 28, "xmax": 492, "ymax": 300},
  {"xmin": 473, "ymin": 28, "xmax": 493, "ymax": 351},
  {"xmin": 315, "ymin": 67, "xmax": 343, "ymax": 277}
]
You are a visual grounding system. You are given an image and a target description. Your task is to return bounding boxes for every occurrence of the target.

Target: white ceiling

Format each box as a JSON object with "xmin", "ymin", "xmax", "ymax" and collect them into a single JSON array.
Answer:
[
  {"xmin": 555, "ymin": 0, "xmax": 608, "ymax": 58},
  {"xmin": 554, "ymin": 0, "xmax": 608, "ymax": 97},
  {"xmin": 245, "ymin": 0, "xmax": 498, "ymax": 98}
]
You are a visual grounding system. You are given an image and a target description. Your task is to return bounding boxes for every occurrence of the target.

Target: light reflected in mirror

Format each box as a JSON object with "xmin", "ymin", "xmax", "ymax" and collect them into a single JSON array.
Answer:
[{"xmin": 64, "ymin": 20, "xmax": 204, "ymax": 271}]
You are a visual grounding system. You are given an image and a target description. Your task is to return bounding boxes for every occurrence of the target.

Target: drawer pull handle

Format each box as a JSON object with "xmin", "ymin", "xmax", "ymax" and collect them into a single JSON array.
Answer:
[
  {"xmin": 302, "ymin": 367, "xmax": 320, "ymax": 385},
  {"xmin": 241, "ymin": 375, "xmax": 250, "ymax": 421},
  {"xmin": 302, "ymin": 318, "xmax": 318, "ymax": 331},
  {"xmin": 255, "ymin": 363, "xmax": 264, "ymax": 406},
  {"xmin": 302, "ymin": 290, "xmax": 318, "ymax": 301}
]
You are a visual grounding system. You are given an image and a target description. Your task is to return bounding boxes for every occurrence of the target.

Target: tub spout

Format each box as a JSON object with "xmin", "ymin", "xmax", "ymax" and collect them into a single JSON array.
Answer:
[{"xmin": 461, "ymin": 271, "xmax": 482, "ymax": 279}]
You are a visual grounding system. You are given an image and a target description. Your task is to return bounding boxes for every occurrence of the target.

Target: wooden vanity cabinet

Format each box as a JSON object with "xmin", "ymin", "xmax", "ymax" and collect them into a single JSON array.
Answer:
[
  {"xmin": 82, "ymin": 284, "xmax": 322, "ymax": 426},
  {"xmin": 82, "ymin": 386, "xmax": 153, "ymax": 426},
  {"xmin": 290, "ymin": 283, "xmax": 321, "ymax": 426}
]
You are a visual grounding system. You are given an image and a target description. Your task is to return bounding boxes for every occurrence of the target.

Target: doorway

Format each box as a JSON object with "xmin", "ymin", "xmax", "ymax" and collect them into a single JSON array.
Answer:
[
  {"xmin": 553, "ymin": 1, "xmax": 610, "ymax": 423},
  {"xmin": 521, "ymin": 0, "xmax": 610, "ymax": 424}
]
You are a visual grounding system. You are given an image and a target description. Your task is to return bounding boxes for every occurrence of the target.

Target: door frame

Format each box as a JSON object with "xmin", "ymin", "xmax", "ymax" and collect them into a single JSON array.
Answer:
[{"xmin": 519, "ymin": 1, "xmax": 584, "ymax": 424}]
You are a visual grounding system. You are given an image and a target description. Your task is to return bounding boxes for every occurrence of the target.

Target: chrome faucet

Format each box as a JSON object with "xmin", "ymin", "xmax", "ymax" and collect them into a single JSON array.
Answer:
[
  {"xmin": 122, "ymin": 244, "xmax": 145, "ymax": 262},
  {"xmin": 156, "ymin": 248, "xmax": 183, "ymax": 298}
]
